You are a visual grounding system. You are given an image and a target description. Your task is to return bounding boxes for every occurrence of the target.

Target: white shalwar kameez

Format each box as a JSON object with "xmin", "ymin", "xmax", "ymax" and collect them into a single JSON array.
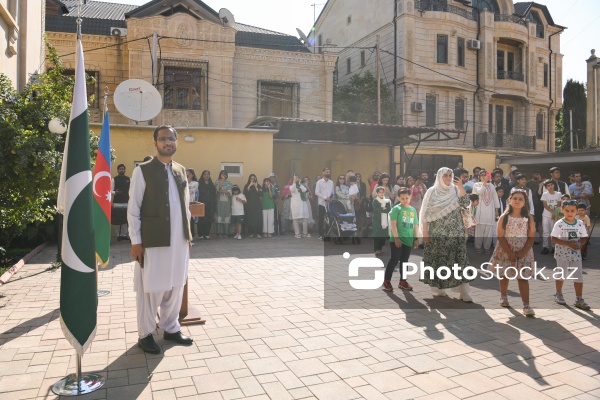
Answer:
[
  {"xmin": 128, "ymin": 163, "xmax": 190, "ymax": 338},
  {"xmin": 290, "ymin": 183, "xmax": 310, "ymax": 235},
  {"xmin": 472, "ymin": 182, "xmax": 499, "ymax": 251}
]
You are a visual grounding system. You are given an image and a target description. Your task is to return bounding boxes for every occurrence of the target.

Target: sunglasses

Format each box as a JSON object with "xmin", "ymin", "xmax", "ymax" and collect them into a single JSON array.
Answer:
[{"xmin": 562, "ymin": 200, "xmax": 577, "ymax": 206}]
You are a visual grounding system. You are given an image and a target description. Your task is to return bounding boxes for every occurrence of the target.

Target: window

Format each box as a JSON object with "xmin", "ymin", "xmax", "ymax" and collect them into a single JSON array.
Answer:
[
  {"xmin": 437, "ymin": 34, "xmax": 448, "ymax": 64},
  {"xmin": 536, "ymin": 113, "xmax": 544, "ymax": 139},
  {"xmin": 318, "ymin": 34, "xmax": 323, "ymax": 53},
  {"xmin": 495, "ymin": 105, "xmax": 504, "ymax": 134},
  {"xmin": 360, "ymin": 50, "xmax": 366, "ymax": 67},
  {"xmin": 472, "ymin": 0, "xmax": 499, "ymax": 12},
  {"xmin": 258, "ymin": 81, "xmax": 299, "ymax": 118},
  {"xmin": 528, "ymin": 11, "xmax": 544, "ymax": 38},
  {"xmin": 221, "ymin": 163, "xmax": 243, "ymax": 178},
  {"xmin": 455, "ymin": 98, "xmax": 465, "ymax": 130},
  {"xmin": 457, "ymin": 38, "xmax": 465, "ymax": 67},
  {"xmin": 497, "ymin": 50, "xmax": 504, "ymax": 73},
  {"xmin": 488, "ymin": 104, "xmax": 493, "ymax": 132},
  {"xmin": 346, "ymin": 58, "xmax": 351, "ymax": 74},
  {"xmin": 543, "ymin": 63, "xmax": 548, "ymax": 87},
  {"xmin": 61, "ymin": 69, "xmax": 100, "ymax": 108},
  {"xmin": 507, "ymin": 52, "xmax": 514, "ymax": 72},
  {"xmin": 163, "ymin": 60, "xmax": 207, "ymax": 110},
  {"xmin": 506, "ymin": 107, "xmax": 513, "ymax": 134},
  {"xmin": 426, "ymin": 94, "xmax": 436, "ymax": 126}
]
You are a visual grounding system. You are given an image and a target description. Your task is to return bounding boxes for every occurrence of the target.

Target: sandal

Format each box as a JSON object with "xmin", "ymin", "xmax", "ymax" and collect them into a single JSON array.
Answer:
[{"xmin": 500, "ymin": 297, "xmax": 510, "ymax": 307}]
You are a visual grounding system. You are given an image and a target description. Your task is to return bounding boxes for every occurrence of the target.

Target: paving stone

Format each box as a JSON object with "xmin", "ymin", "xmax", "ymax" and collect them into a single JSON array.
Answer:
[
  {"xmin": 236, "ymin": 376, "xmax": 265, "ymax": 397},
  {"xmin": 245, "ymin": 356, "xmax": 288, "ymax": 375},
  {"xmin": 308, "ymin": 380, "xmax": 360, "ymax": 399},
  {"xmin": 262, "ymin": 381, "xmax": 293, "ymax": 400},
  {"xmin": 287, "ymin": 359, "xmax": 331, "ymax": 377},
  {"xmin": 193, "ymin": 371, "xmax": 239, "ymax": 394}
]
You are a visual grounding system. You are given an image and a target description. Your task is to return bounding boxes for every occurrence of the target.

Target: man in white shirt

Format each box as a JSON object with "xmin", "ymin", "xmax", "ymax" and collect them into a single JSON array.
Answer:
[
  {"xmin": 128, "ymin": 126, "xmax": 193, "ymax": 354},
  {"xmin": 315, "ymin": 167, "xmax": 334, "ymax": 240}
]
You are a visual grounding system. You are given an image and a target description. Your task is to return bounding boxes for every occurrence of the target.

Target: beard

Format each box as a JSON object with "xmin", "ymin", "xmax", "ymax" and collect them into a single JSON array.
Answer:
[{"xmin": 157, "ymin": 146, "xmax": 176, "ymax": 156}]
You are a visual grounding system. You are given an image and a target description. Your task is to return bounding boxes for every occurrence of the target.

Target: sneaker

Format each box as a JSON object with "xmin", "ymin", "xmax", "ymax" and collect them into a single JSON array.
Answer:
[
  {"xmin": 382, "ymin": 280, "xmax": 394, "ymax": 291},
  {"xmin": 522, "ymin": 305, "xmax": 535, "ymax": 316},
  {"xmin": 204, "ymin": 236, "xmax": 211, "ymax": 240},
  {"xmin": 197, "ymin": 236, "xmax": 203, "ymax": 240},
  {"xmin": 267, "ymin": 233, "xmax": 272, "ymax": 238},
  {"xmin": 554, "ymin": 293, "xmax": 566, "ymax": 305},
  {"xmin": 575, "ymin": 298, "xmax": 591, "ymax": 310},
  {"xmin": 398, "ymin": 280, "xmax": 413, "ymax": 291},
  {"xmin": 541, "ymin": 247, "xmax": 549, "ymax": 255},
  {"xmin": 256, "ymin": 234, "xmax": 262, "ymax": 239},
  {"xmin": 319, "ymin": 236, "xmax": 324, "ymax": 240},
  {"xmin": 374, "ymin": 250, "xmax": 382, "ymax": 256},
  {"xmin": 237, "ymin": 235, "xmax": 242, "ymax": 240},
  {"xmin": 304, "ymin": 234, "xmax": 311, "ymax": 238},
  {"xmin": 500, "ymin": 297, "xmax": 510, "ymax": 307}
]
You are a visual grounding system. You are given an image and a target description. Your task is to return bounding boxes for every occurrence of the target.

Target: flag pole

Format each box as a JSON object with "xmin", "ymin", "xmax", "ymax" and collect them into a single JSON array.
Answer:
[
  {"xmin": 52, "ymin": 2, "xmax": 105, "ymax": 394},
  {"xmin": 98, "ymin": 86, "xmax": 111, "ymax": 298}
]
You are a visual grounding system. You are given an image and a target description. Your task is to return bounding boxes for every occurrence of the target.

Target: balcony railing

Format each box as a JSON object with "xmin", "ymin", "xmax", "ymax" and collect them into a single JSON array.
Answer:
[
  {"xmin": 475, "ymin": 132, "xmax": 536, "ymax": 150},
  {"xmin": 497, "ymin": 70, "xmax": 525, "ymax": 82},
  {"xmin": 414, "ymin": 0, "xmax": 478, "ymax": 21},
  {"xmin": 494, "ymin": 13, "xmax": 527, "ymax": 26}
]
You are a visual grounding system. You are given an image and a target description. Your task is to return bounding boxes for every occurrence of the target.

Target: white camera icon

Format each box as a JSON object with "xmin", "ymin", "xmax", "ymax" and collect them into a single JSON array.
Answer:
[{"xmin": 348, "ymin": 258, "xmax": 385, "ymax": 290}]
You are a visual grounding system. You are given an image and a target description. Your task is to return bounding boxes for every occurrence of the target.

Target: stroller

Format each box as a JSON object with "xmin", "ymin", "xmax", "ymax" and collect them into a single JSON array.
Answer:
[{"xmin": 325, "ymin": 199, "xmax": 360, "ymax": 244}]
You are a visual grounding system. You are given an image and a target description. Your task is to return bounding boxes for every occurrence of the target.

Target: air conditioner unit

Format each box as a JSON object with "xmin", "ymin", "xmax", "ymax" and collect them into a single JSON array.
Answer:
[
  {"xmin": 111, "ymin": 27, "xmax": 128, "ymax": 37},
  {"xmin": 411, "ymin": 102, "xmax": 424, "ymax": 112},
  {"xmin": 467, "ymin": 39, "xmax": 480, "ymax": 50}
]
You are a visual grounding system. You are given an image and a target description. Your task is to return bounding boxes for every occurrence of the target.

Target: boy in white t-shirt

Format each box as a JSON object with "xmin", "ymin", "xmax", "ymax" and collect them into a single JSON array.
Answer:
[
  {"xmin": 231, "ymin": 185, "xmax": 247, "ymax": 240},
  {"xmin": 551, "ymin": 199, "xmax": 590, "ymax": 310},
  {"xmin": 540, "ymin": 179, "xmax": 562, "ymax": 254}
]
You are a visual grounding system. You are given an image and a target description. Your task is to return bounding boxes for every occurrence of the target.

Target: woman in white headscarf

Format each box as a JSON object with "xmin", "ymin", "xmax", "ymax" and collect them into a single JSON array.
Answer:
[{"xmin": 420, "ymin": 167, "xmax": 473, "ymax": 301}]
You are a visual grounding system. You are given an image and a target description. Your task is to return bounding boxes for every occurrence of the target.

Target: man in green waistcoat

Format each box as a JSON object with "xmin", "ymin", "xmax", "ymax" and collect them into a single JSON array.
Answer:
[{"xmin": 128, "ymin": 125, "xmax": 193, "ymax": 354}]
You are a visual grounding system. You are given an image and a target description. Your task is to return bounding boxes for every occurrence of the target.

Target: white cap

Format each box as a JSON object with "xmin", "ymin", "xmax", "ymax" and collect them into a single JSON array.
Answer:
[
  {"xmin": 510, "ymin": 166, "xmax": 518, "ymax": 171},
  {"xmin": 269, "ymin": 172, "xmax": 276, "ymax": 177}
]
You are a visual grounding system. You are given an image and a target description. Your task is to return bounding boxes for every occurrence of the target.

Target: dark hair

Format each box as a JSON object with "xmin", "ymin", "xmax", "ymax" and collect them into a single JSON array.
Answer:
[
  {"xmin": 199, "ymin": 170, "xmax": 213, "ymax": 186},
  {"xmin": 218, "ymin": 170, "xmax": 229, "ymax": 180},
  {"xmin": 515, "ymin": 174, "xmax": 526, "ymax": 181},
  {"xmin": 397, "ymin": 187, "xmax": 411, "ymax": 196},
  {"xmin": 395, "ymin": 175, "xmax": 404, "ymax": 181},
  {"xmin": 549, "ymin": 167, "xmax": 560, "ymax": 173},
  {"xmin": 501, "ymin": 189, "xmax": 530, "ymax": 229},
  {"xmin": 561, "ymin": 194, "xmax": 571, "ymax": 200},
  {"xmin": 375, "ymin": 186, "xmax": 385, "ymax": 193},
  {"xmin": 186, "ymin": 168, "xmax": 197, "ymax": 181},
  {"xmin": 322, "ymin": 167, "xmax": 330, "ymax": 172},
  {"xmin": 577, "ymin": 203, "xmax": 587, "ymax": 210},
  {"xmin": 493, "ymin": 167, "xmax": 504, "ymax": 175},
  {"xmin": 543, "ymin": 179, "xmax": 554, "ymax": 187},
  {"xmin": 469, "ymin": 194, "xmax": 479, "ymax": 202},
  {"xmin": 117, "ymin": 164, "xmax": 125, "ymax": 169},
  {"xmin": 493, "ymin": 171, "xmax": 502, "ymax": 178},
  {"xmin": 472, "ymin": 166, "xmax": 481, "ymax": 174},
  {"xmin": 583, "ymin": 175, "xmax": 590, "ymax": 181},
  {"xmin": 495, "ymin": 186, "xmax": 505, "ymax": 193},
  {"xmin": 455, "ymin": 168, "xmax": 468, "ymax": 177},
  {"xmin": 153, "ymin": 125, "xmax": 177, "ymax": 141},
  {"xmin": 262, "ymin": 178, "xmax": 271, "ymax": 191},
  {"xmin": 142, "ymin": 155, "xmax": 153, "ymax": 162},
  {"xmin": 348, "ymin": 175, "xmax": 357, "ymax": 183},
  {"xmin": 231, "ymin": 185, "xmax": 241, "ymax": 194}
]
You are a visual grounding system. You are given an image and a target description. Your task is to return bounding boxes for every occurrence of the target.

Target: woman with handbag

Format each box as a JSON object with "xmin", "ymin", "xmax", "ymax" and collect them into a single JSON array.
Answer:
[{"xmin": 420, "ymin": 167, "xmax": 473, "ymax": 302}]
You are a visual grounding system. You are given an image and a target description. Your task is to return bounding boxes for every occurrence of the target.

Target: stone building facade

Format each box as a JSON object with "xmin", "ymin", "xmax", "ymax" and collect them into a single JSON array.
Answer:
[
  {"xmin": 0, "ymin": 0, "xmax": 45, "ymax": 91},
  {"xmin": 586, "ymin": 49, "xmax": 600, "ymax": 149},
  {"xmin": 312, "ymin": 0, "xmax": 565, "ymax": 160},
  {"xmin": 45, "ymin": 0, "xmax": 336, "ymax": 128}
]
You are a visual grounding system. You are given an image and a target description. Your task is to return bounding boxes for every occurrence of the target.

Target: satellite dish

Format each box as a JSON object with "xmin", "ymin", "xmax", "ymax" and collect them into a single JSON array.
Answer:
[
  {"xmin": 219, "ymin": 8, "xmax": 235, "ymax": 27},
  {"xmin": 296, "ymin": 28, "xmax": 309, "ymax": 45},
  {"xmin": 113, "ymin": 79, "xmax": 162, "ymax": 122}
]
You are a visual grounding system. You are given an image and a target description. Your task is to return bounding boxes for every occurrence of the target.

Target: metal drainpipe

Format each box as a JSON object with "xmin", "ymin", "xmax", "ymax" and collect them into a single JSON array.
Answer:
[
  {"xmin": 393, "ymin": 0, "xmax": 399, "ymax": 176},
  {"xmin": 464, "ymin": 5, "xmax": 481, "ymax": 146},
  {"xmin": 548, "ymin": 27, "xmax": 565, "ymax": 152}
]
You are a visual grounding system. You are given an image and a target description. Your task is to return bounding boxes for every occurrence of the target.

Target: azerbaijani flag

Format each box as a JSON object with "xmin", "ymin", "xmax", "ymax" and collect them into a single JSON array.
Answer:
[
  {"xmin": 56, "ymin": 36, "xmax": 97, "ymax": 357},
  {"xmin": 93, "ymin": 111, "xmax": 111, "ymax": 267}
]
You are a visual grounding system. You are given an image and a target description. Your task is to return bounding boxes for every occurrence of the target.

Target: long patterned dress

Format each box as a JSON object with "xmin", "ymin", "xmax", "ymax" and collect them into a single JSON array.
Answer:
[
  {"xmin": 421, "ymin": 194, "xmax": 472, "ymax": 289},
  {"xmin": 488, "ymin": 216, "xmax": 534, "ymax": 278}
]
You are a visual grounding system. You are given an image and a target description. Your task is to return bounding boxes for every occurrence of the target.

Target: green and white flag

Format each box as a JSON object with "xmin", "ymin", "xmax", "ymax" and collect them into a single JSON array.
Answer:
[{"xmin": 57, "ymin": 37, "xmax": 97, "ymax": 357}]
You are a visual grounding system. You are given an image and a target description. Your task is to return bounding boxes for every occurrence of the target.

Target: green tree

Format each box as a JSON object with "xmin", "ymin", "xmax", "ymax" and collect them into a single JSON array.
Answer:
[
  {"xmin": 556, "ymin": 79, "xmax": 586, "ymax": 152},
  {"xmin": 0, "ymin": 40, "xmax": 105, "ymax": 247},
  {"xmin": 333, "ymin": 71, "xmax": 400, "ymax": 124}
]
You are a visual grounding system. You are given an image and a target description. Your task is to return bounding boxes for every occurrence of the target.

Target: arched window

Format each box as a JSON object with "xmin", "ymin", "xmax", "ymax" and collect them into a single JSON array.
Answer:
[
  {"xmin": 471, "ymin": 0, "xmax": 499, "ymax": 13},
  {"xmin": 527, "ymin": 11, "xmax": 544, "ymax": 38}
]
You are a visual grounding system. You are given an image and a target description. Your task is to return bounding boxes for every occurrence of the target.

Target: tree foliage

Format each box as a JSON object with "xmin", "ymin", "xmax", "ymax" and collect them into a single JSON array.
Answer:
[
  {"xmin": 333, "ymin": 71, "xmax": 400, "ymax": 124},
  {"xmin": 0, "ymin": 40, "xmax": 105, "ymax": 247},
  {"xmin": 556, "ymin": 79, "xmax": 586, "ymax": 152}
]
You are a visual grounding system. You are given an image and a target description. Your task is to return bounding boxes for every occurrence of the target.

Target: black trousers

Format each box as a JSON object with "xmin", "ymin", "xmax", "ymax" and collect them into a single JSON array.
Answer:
[
  {"xmin": 197, "ymin": 219, "xmax": 212, "ymax": 237},
  {"xmin": 384, "ymin": 241, "xmax": 413, "ymax": 282},
  {"xmin": 318, "ymin": 205, "xmax": 327, "ymax": 237}
]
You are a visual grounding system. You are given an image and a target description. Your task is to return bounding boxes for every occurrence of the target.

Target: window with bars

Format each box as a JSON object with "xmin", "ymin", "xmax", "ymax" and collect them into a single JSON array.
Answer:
[
  {"xmin": 163, "ymin": 60, "xmax": 207, "ymax": 110},
  {"xmin": 426, "ymin": 94, "xmax": 436, "ymax": 126},
  {"xmin": 506, "ymin": 106, "xmax": 514, "ymax": 134},
  {"xmin": 346, "ymin": 58, "xmax": 351, "ymax": 74},
  {"xmin": 457, "ymin": 38, "xmax": 465, "ymax": 67},
  {"xmin": 488, "ymin": 104, "xmax": 493, "ymax": 132},
  {"xmin": 543, "ymin": 63, "xmax": 548, "ymax": 87},
  {"xmin": 455, "ymin": 98, "xmax": 465, "ymax": 129},
  {"xmin": 61, "ymin": 69, "xmax": 99, "ymax": 108},
  {"xmin": 536, "ymin": 113, "xmax": 544, "ymax": 139},
  {"xmin": 437, "ymin": 34, "xmax": 448, "ymax": 64},
  {"xmin": 257, "ymin": 81, "xmax": 299, "ymax": 118},
  {"xmin": 495, "ymin": 105, "xmax": 504, "ymax": 134}
]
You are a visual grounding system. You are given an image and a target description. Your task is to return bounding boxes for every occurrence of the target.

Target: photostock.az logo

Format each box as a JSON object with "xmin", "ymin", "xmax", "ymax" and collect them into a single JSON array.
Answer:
[{"xmin": 346, "ymin": 252, "xmax": 385, "ymax": 290}]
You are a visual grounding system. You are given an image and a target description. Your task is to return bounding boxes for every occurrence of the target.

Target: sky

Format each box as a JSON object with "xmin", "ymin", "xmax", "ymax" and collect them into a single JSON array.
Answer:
[{"xmin": 95, "ymin": 0, "xmax": 600, "ymax": 92}]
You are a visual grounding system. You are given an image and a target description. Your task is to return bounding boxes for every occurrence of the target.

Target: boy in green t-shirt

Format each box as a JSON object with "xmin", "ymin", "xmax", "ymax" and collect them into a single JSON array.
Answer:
[{"xmin": 382, "ymin": 187, "xmax": 420, "ymax": 291}]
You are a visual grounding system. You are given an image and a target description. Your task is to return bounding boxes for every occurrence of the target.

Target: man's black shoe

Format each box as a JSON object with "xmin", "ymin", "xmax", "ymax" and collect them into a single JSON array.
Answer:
[
  {"xmin": 164, "ymin": 331, "xmax": 193, "ymax": 345},
  {"xmin": 138, "ymin": 334, "xmax": 160, "ymax": 354}
]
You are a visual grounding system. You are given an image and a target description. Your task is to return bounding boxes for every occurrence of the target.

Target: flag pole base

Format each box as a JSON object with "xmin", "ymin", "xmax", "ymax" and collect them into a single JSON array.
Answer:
[
  {"xmin": 97, "ymin": 290, "xmax": 110, "ymax": 297},
  {"xmin": 51, "ymin": 372, "xmax": 105, "ymax": 396}
]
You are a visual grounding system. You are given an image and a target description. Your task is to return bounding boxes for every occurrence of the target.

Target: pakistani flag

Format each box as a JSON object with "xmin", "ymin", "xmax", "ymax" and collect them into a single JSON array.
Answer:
[
  {"xmin": 93, "ymin": 111, "xmax": 111, "ymax": 267},
  {"xmin": 57, "ymin": 37, "xmax": 97, "ymax": 357}
]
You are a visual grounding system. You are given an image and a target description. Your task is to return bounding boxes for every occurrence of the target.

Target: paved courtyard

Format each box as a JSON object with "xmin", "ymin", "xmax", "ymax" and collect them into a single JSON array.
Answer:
[{"xmin": 0, "ymin": 233, "xmax": 599, "ymax": 399}]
